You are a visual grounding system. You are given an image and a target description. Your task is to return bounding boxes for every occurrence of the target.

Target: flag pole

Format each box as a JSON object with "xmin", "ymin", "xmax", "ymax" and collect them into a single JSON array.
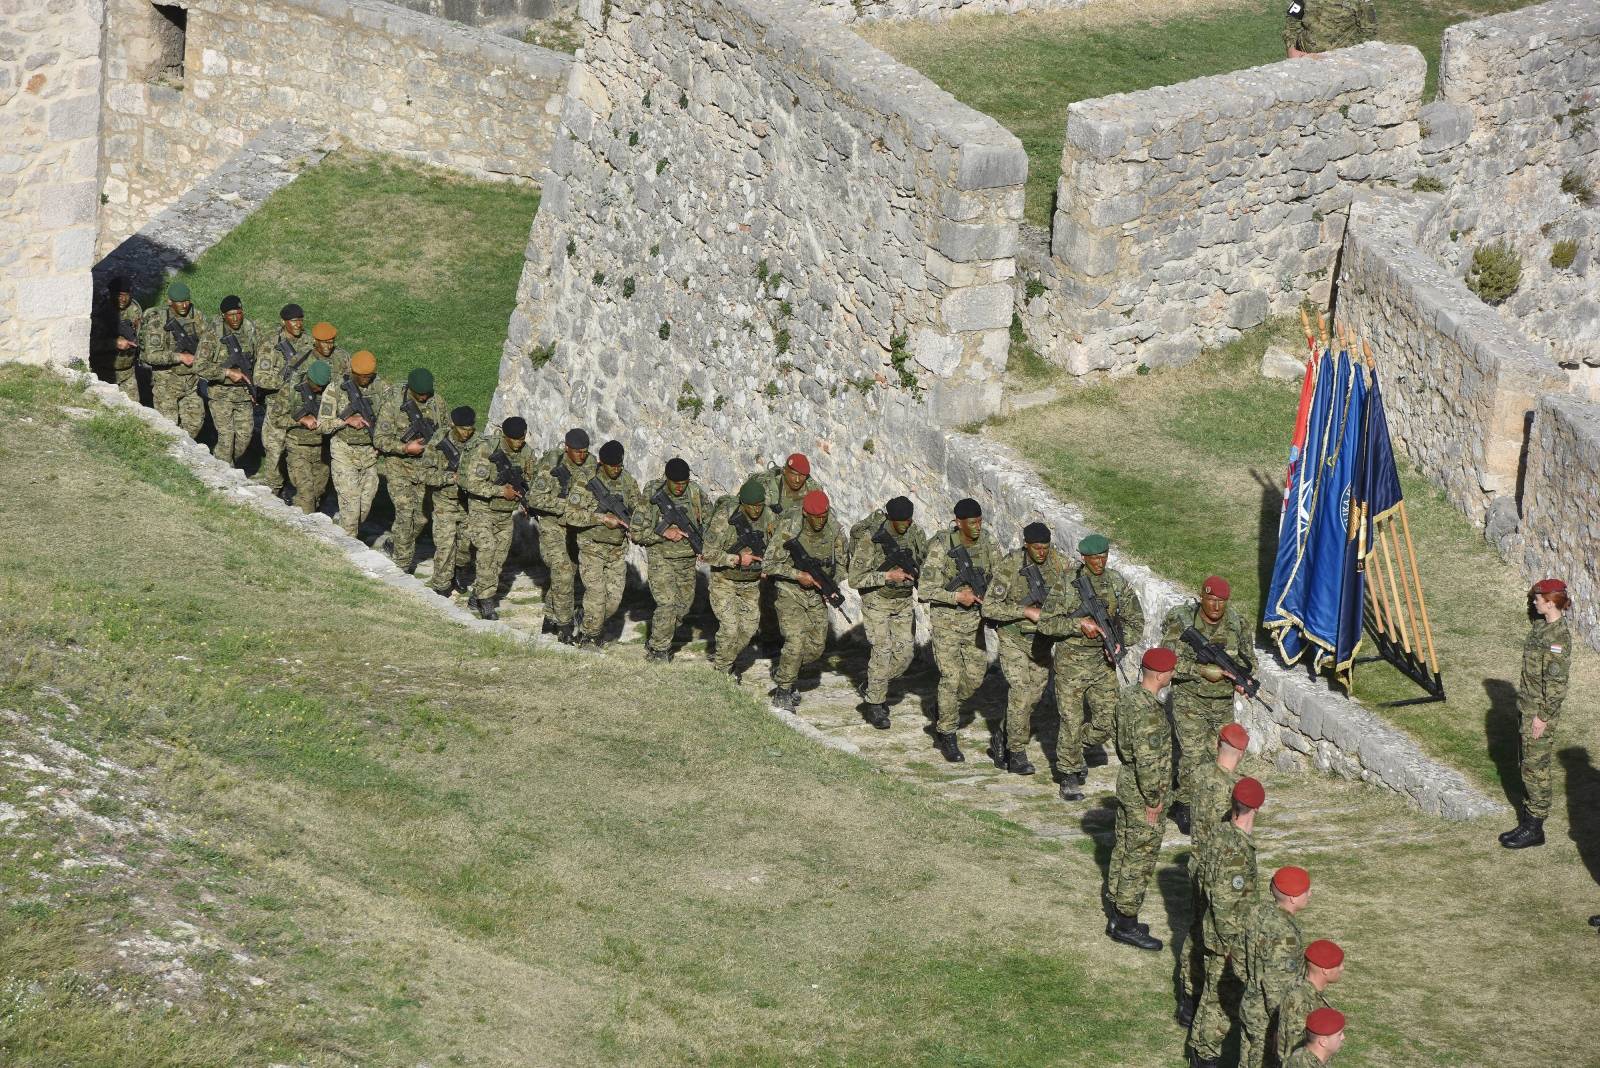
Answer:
[
  {"xmin": 1397, "ymin": 502, "xmax": 1441, "ymax": 674},
  {"xmin": 1374, "ymin": 516, "xmax": 1415, "ymax": 654}
]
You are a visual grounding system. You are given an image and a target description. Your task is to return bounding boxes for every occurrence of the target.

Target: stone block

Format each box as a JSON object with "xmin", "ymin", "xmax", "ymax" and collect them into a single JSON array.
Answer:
[
  {"xmin": 15, "ymin": 272, "xmax": 90, "ymax": 321},
  {"xmin": 1052, "ymin": 218, "xmax": 1120, "ymax": 278},
  {"xmin": 955, "ymin": 139, "xmax": 1027, "ymax": 192},
  {"xmin": 51, "ymin": 226, "xmax": 95, "ymax": 272},
  {"xmin": 1228, "ymin": 289, "xmax": 1269, "ymax": 330},
  {"xmin": 932, "ymin": 220, "xmax": 1017, "ymax": 263},
  {"xmin": 1419, "ymin": 100, "xmax": 1472, "ymax": 151},
  {"xmin": 910, "ymin": 328, "xmax": 963, "ymax": 376},
  {"xmin": 1260, "ymin": 343, "xmax": 1305, "ymax": 380},
  {"xmin": 940, "ymin": 283, "xmax": 1013, "ymax": 333}
]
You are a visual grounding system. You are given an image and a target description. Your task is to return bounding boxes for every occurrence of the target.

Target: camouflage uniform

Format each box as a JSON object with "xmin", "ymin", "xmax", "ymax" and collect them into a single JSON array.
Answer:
[
  {"xmin": 565, "ymin": 466, "xmax": 643, "ymax": 642},
  {"xmin": 527, "ymin": 448, "xmax": 598, "ymax": 631},
  {"xmin": 705, "ymin": 500, "xmax": 781, "ymax": 672},
  {"xmin": 1286, "ymin": 0, "xmax": 1377, "ymax": 54},
  {"xmin": 102, "ymin": 296, "xmax": 144, "ymax": 402},
  {"xmin": 984, "ymin": 547, "xmax": 1072, "ymax": 755},
  {"xmin": 1108, "ymin": 684, "xmax": 1172, "ymax": 917},
  {"xmin": 1190, "ymin": 818, "xmax": 1258, "ymax": 1063},
  {"xmin": 1182, "ymin": 758, "xmax": 1242, "ymax": 1001},
  {"xmin": 140, "ymin": 304, "xmax": 210, "ymax": 437},
  {"xmin": 745, "ymin": 464, "xmax": 823, "ymax": 644},
  {"xmin": 319, "ymin": 370, "xmax": 386, "ymax": 538},
  {"xmin": 633, "ymin": 479, "xmax": 709, "ymax": 655},
  {"xmin": 255, "ymin": 326, "xmax": 316, "ymax": 492},
  {"xmin": 1518, "ymin": 616, "xmax": 1572, "ymax": 819},
  {"xmin": 1039, "ymin": 564, "xmax": 1145, "ymax": 775},
  {"xmin": 197, "ymin": 315, "xmax": 266, "ymax": 465},
  {"xmin": 1161, "ymin": 601, "xmax": 1254, "ymax": 806},
  {"xmin": 1275, "ymin": 976, "xmax": 1333, "ymax": 1065},
  {"xmin": 460, "ymin": 431, "xmax": 538, "ymax": 601},
  {"xmin": 1283, "ymin": 1048, "xmax": 1325, "ymax": 1068},
  {"xmin": 1242, "ymin": 899, "xmax": 1307, "ymax": 1068},
  {"xmin": 272, "ymin": 377, "xmax": 330, "ymax": 513},
  {"xmin": 423, "ymin": 426, "xmax": 474, "ymax": 595},
  {"xmin": 917, "ymin": 526, "xmax": 1002, "ymax": 732},
  {"xmin": 847, "ymin": 514, "xmax": 928, "ymax": 706},
  {"xmin": 762, "ymin": 509, "xmax": 848, "ymax": 690},
  {"xmin": 374, "ymin": 383, "xmax": 449, "ymax": 571}
]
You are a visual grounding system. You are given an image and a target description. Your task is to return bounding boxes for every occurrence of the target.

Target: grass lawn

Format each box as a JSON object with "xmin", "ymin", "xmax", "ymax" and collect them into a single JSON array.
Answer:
[
  {"xmin": 146, "ymin": 150, "xmax": 538, "ymax": 416},
  {"xmin": 861, "ymin": 0, "xmax": 1541, "ymax": 227}
]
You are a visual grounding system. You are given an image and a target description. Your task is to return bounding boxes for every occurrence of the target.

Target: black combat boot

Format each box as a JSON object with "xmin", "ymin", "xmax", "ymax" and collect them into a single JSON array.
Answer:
[
  {"xmin": 1502, "ymin": 816, "xmax": 1545, "ymax": 849},
  {"xmin": 432, "ymin": 585, "xmax": 451, "ymax": 599},
  {"xmin": 1083, "ymin": 744, "xmax": 1109, "ymax": 767},
  {"xmin": 1498, "ymin": 811, "xmax": 1531, "ymax": 846},
  {"xmin": 646, "ymin": 647, "xmax": 671, "ymax": 664},
  {"xmin": 1106, "ymin": 912, "xmax": 1162, "ymax": 951},
  {"xmin": 1190, "ymin": 1052, "xmax": 1221, "ymax": 1068},
  {"xmin": 555, "ymin": 623, "xmax": 575, "ymax": 645},
  {"xmin": 466, "ymin": 594, "xmax": 480, "ymax": 613},
  {"xmin": 475, "ymin": 598, "xmax": 499, "ymax": 621},
  {"xmin": 769, "ymin": 686, "xmax": 798, "ymax": 712},
  {"xmin": 1589, "ymin": 915, "xmax": 1600, "ymax": 928},
  {"xmin": 935, "ymin": 732, "xmax": 965, "ymax": 763},
  {"xmin": 862, "ymin": 703, "xmax": 891, "ymax": 730},
  {"xmin": 453, "ymin": 568, "xmax": 472, "ymax": 594},
  {"xmin": 987, "ymin": 732, "xmax": 1008, "ymax": 770},
  {"xmin": 1007, "ymin": 750, "xmax": 1036, "ymax": 776},
  {"xmin": 1057, "ymin": 770, "xmax": 1086, "ymax": 802},
  {"xmin": 1170, "ymin": 801, "xmax": 1192, "ymax": 836}
]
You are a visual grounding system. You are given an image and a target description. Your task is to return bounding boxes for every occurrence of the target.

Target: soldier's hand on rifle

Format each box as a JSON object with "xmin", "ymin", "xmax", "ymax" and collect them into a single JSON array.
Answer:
[
  {"xmin": 884, "ymin": 566, "xmax": 913, "ymax": 585},
  {"xmin": 1144, "ymin": 804, "xmax": 1163, "ymax": 826},
  {"xmin": 116, "ymin": 336, "xmax": 134, "ymax": 351},
  {"xmin": 226, "ymin": 368, "xmax": 246, "ymax": 384},
  {"xmin": 1197, "ymin": 663, "xmax": 1226, "ymax": 684},
  {"xmin": 737, "ymin": 548, "xmax": 761, "ymax": 568},
  {"xmin": 796, "ymin": 571, "xmax": 820, "ymax": 590},
  {"xmin": 600, "ymin": 513, "xmax": 626, "ymax": 529},
  {"xmin": 346, "ymin": 413, "xmax": 369, "ymax": 430},
  {"xmin": 955, "ymin": 588, "xmax": 980, "ymax": 607},
  {"xmin": 663, "ymin": 525, "xmax": 685, "ymax": 542},
  {"xmin": 297, "ymin": 415, "xmax": 319, "ymax": 430},
  {"xmin": 1023, "ymin": 605, "xmax": 1042, "ymax": 622},
  {"xmin": 501, "ymin": 483, "xmax": 522, "ymax": 501},
  {"xmin": 1078, "ymin": 618, "xmax": 1102, "ymax": 639},
  {"xmin": 404, "ymin": 440, "xmax": 425, "ymax": 456},
  {"xmin": 179, "ymin": 352, "xmax": 195, "ymax": 366}
]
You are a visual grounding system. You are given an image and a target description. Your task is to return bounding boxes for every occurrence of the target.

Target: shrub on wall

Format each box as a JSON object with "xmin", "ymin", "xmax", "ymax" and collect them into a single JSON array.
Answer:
[
  {"xmin": 1549, "ymin": 239, "xmax": 1578, "ymax": 270},
  {"xmin": 1465, "ymin": 241, "xmax": 1522, "ymax": 305}
]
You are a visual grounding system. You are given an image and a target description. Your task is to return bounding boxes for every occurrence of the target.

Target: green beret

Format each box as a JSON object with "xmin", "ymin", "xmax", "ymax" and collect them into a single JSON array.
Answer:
[
  {"xmin": 1078, "ymin": 533, "xmax": 1110, "ymax": 555},
  {"xmin": 738, "ymin": 478, "xmax": 766, "ymax": 505},
  {"xmin": 407, "ymin": 368, "xmax": 434, "ymax": 395},
  {"xmin": 167, "ymin": 281, "xmax": 191, "ymax": 302},
  {"xmin": 306, "ymin": 360, "xmax": 332, "ymax": 387}
]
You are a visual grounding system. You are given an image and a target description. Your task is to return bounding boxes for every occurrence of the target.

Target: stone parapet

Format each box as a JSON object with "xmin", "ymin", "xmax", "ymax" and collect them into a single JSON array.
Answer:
[
  {"xmin": 814, "ymin": 0, "xmax": 1092, "ymax": 22},
  {"xmin": 1512, "ymin": 393, "xmax": 1600, "ymax": 651}
]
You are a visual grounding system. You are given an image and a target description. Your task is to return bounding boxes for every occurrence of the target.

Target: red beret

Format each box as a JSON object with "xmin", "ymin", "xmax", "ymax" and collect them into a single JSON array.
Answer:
[
  {"xmin": 1141, "ymin": 647, "xmax": 1177, "ymax": 673},
  {"xmin": 1532, "ymin": 578, "xmax": 1566, "ymax": 595},
  {"xmin": 1219, "ymin": 722, "xmax": 1249, "ymax": 750},
  {"xmin": 1305, "ymin": 939, "xmax": 1344, "ymax": 969},
  {"xmin": 1202, "ymin": 575, "xmax": 1231, "ymax": 599},
  {"xmin": 1232, "ymin": 776, "xmax": 1265, "ymax": 810},
  {"xmin": 786, "ymin": 452, "xmax": 811, "ymax": 475},
  {"xmin": 802, "ymin": 489, "xmax": 829, "ymax": 516},
  {"xmin": 1305, "ymin": 1007, "xmax": 1345, "ymax": 1036},
  {"xmin": 1272, "ymin": 865, "xmax": 1311, "ymax": 897}
]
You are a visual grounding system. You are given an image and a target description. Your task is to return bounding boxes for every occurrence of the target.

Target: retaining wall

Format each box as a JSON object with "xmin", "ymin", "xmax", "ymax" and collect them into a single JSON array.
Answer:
[
  {"xmin": 814, "ymin": 0, "xmax": 1088, "ymax": 22},
  {"xmin": 1512, "ymin": 394, "xmax": 1600, "ymax": 651}
]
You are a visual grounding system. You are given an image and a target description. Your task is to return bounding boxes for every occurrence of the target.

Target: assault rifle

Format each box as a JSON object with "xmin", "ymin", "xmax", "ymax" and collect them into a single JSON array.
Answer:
[
  {"xmin": 550, "ymin": 460, "xmax": 574, "ymax": 499},
  {"xmin": 435, "ymin": 435, "xmax": 462, "ymax": 474},
  {"xmin": 164, "ymin": 314, "xmax": 198, "ymax": 358},
  {"xmin": 1179, "ymin": 625, "xmax": 1263, "ymax": 701},
  {"xmin": 1074, "ymin": 572, "xmax": 1132, "ymax": 683},
  {"xmin": 943, "ymin": 544, "xmax": 990, "ymax": 599},
  {"xmin": 872, "ymin": 523, "xmax": 920, "ymax": 583},
  {"xmin": 651, "ymin": 488, "xmax": 704, "ymax": 555},
  {"xmin": 586, "ymin": 475, "xmax": 633, "ymax": 526},
  {"xmin": 338, "ymin": 376, "xmax": 376, "ymax": 429},
  {"xmin": 784, "ymin": 537, "xmax": 845, "ymax": 607},
  {"xmin": 400, "ymin": 396, "xmax": 437, "ymax": 448},
  {"xmin": 489, "ymin": 449, "xmax": 528, "ymax": 504},
  {"xmin": 292, "ymin": 381, "xmax": 322, "ymax": 423},
  {"xmin": 728, "ymin": 509, "xmax": 767, "ymax": 570},
  {"xmin": 220, "ymin": 332, "xmax": 260, "ymax": 403},
  {"xmin": 1021, "ymin": 560, "xmax": 1049, "ymax": 607}
]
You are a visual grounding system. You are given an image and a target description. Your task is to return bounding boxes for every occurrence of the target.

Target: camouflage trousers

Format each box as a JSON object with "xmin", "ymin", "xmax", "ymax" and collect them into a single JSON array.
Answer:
[
  {"xmin": 1520, "ymin": 713, "xmax": 1558, "ymax": 818},
  {"xmin": 537, "ymin": 520, "xmax": 579, "ymax": 627},
  {"xmin": 386, "ymin": 470, "xmax": 429, "ymax": 571},
  {"xmin": 1236, "ymin": 982, "xmax": 1279, "ymax": 1068},
  {"xmin": 645, "ymin": 548, "xmax": 697, "ymax": 654},
  {"xmin": 1173, "ymin": 689, "xmax": 1233, "ymax": 806},
  {"xmin": 1108, "ymin": 791, "xmax": 1167, "ymax": 916},
  {"xmin": 1181, "ymin": 872, "xmax": 1206, "ymax": 1000},
  {"xmin": 1055, "ymin": 648, "xmax": 1120, "ymax": 774},
  {"xmin": 114, "ymin": 364, "xmax": 139, "ymax": 403},
  {"xmin": 861, "ymin": 593, "xmax": 917, "ymax": 705},
  {"xmin": 996, "ymin": 631, "xmax": 1052, "ymax": 753},
  {"xmin": 207, "ymin": 385, "xmax": 255, "ymax": 465},
  {"xmin": 329, "ymin": 438, "xmax": 380, "ymax": 538},
  {"xmin": 284, "ymin": 440, "xmax": 329, "ymax": 514},
  {"xmin": 772, "ymin": 582, "xmax": 829, "ymax": 688},
  {"xmin": 577, "ymin": 540, "xmax": 628, "ymax": 640},
  {"xmin": 258, "ymin": 408, "xmax": 288, "ymax": 490},
  {"xmin": 708, "ymin": 574, "xmax": 762, "ymax": 672},
  {"xmin": 428, "ymin": 490, "xmax": 469, "ymax": 594},
  {"xmin": 1189, "ymin": 947, "xmax": 1246, "ymax": 1061},
  {"xmin": 152, "ymin": 372, "xmax": 203, "ymax": 438},
  {"xmin": 468, "ymin": 506, "xmax": 516, "ymax": 600},
  {"xmin": 930, "ymin": 605, "xmax": 987, "ymax": 733}
]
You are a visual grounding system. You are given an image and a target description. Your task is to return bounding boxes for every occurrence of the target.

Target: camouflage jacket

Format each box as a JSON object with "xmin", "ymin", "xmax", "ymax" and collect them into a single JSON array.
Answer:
[
  {"xmin": 986, "ymin": 546, "xmax": 1073, "ymax": 642},
  {"xmin": 374, "ymin": 384, "xmax": 449, "ymax": 483},
  {"xmin": 1243, "ymin": 898, "xmax": 1305, "ymax": 1003},
  {"xmin": 917, "ymin": 526, "xmax": 1002, "ymax": 611},
  {"xmin": 1282, "ymin": 1048, "xmax": 1323, "ymax": 1068},
  {"xmin": 705, "ymin": 499, "xmax": 782, "ymax": 582},
  {"xmin": 197, "ymin": 316, "xmax": 267, "ymax": 395},
  {"xmin": 847, "ymin": 514, "xmax": 927, "ymax": 603},
  {"xmin": 1518, "ymin": 617, "xmax": 1572, "ymax": 725},
  {"xmin": 565, "ymin": 467, "xmax": 643, "ymax": 548},
  {"xmin": 764, "ymin": 510, "xmax": 848, "ymax": 596},
  {"xmin": 527, "ymin": 446, "xmax": 598, "ymax": 520},
  {"xmin": 459, "ymin": 432, "xmax": 538, "ymax": 513},
  {"xmin": 744, "ymin": 464, "xmax": 822, "ymax": 519},
  {"xmin": 139, "ymin": 305, "xmax": 212, "ymax": 379},
  {"xmin": 1161, "ymin": 601, "xmax": 1256, "ymax": 701},
  {"xmin": 272, "ymin": 378, "xmax": 329, "ymax": 447},
  {"xmin": 1113, "ymin": 684, "xmax": 1172, "ymax": 810},
  {"xmin": 422, "ymin": 426, "xmax": 475, "ymax": 492},
  {"xmin": 256, "ymin": 326, "xmax": 316, "ymax": 396},
  {"xmin": 1038, "ymin": 564, "xmax": 1145, "ymax": 656},
  {"xmin": 107, "ymin": 297, "xmax": 144, "ymax": 371},
  {"xmin": 1198, "ymin": 819, "xmax": 1257, "ymax": 953},
  {"xmin": 318, "ymin": 372, "xmax": 386, "ymax": 448},
  {"xmin": 1290, "ymin": 0, "xmax": 1377, "ymax": 54},
  {"xmin": 1275, "ymin": 976, "xmax": 1333, "ymax": 1064},
  {"xmin": 1190, "ymin": 759, "xmax": 1242, "ymax": 855},
  {"xmin": 633, "ymin": 479, "xmax": 709, "ymax": 560}
]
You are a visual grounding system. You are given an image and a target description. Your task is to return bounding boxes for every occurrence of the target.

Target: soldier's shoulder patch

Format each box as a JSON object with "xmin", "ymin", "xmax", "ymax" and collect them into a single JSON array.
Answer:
[
  {"xmin": 1231, "ymin": 875, "xmax": 1245, "ymax": 891},
  {"xmin": 1550, "ymin": 644, "xmax": 1564, "ymax": 653}
]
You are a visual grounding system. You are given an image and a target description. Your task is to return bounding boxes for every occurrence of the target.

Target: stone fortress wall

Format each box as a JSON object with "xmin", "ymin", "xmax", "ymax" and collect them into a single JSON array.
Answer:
[{"xmin": 812, "ymin": 0, "xmax": 1090, "ymax": 23}]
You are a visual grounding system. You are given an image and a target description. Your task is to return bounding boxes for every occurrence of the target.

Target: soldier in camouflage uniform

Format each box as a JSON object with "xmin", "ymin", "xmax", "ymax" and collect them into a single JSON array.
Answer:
[
  {"xmin": 1240, "ymin": 866, "xmax": 1313, "ymax": 1068},
  {"xmin": 983, "ymin": 522, "xmax": 1070, "ymax": 774},
  {"xmin": 633, "ymin": 457, "xmax": 708, "ymax": 663},
  {"xmin": 375, "ymin": 368, "xmax": 448, "ymax": 573},
  {"xmin": 1285, "ymin": 0, "xmax": 1377, "ymax": 57},
  {"xmin": 745, "ymin": 452, "xmax": 823, "ymax": 648},
  {"xmin": 1161, "ymin": 575, "xmax": 1255, "ymax": 834},
  {"xmin": 917, "ymin": 498, "xmax": 1002, "ymax": 763},
  {"xmin": 197, "ymin": 295, "xmax": 265, "ymax": 466},
  {"xmin": 1277, "ymin": 939, "xmax": 1344, "ymax": 1065},
  {"xmin": 1189, "ymin": 775, "xmax": 1265, "ymax": 1068},
  {"xmin": 1105, "ymin": 646, "xmax": 1177, "ymax": 952},
  {"xmin": 1178, "ymin": 722, "xmax": 1250, "ymax": 1029},
  {"xmin": 424, "ymin": 406, "xmax": 477, "ymax": 598},
  {"xmin": 98, "ymin": 277, "xmax": 144, "ymax": 402},
  {"xmin": 273, "ymin": 359, "xmax": 332, "ymax": 514},
  {"xmin": 1500, "ymin": 577, "xmax": 1573, "ymax": 849},
  {"xmin": 306, "ymin": 322, "xmax": 349, "ymax": 384},
  {"xmin": 139, "ymin": 280, "xmax": 208, "ymax": 438},
  {"xmin": 1038, "ymin": 533, "xmax": 1144, "ymax": 799},
  {"xmin": 1284, "ymin": 1007, "xmax": 1346, "ymax": 1067},
  {"xmin": 565, "ymin": 440, "xmax": 642, "ymax": 646},
  {"xmin": 460, "ymin": 415, "xmax": 538, "ymax": 620},
  {"xmin": 527, "ymin": 428, "xmax": 596, "ymax": 642},
  {"xmin": 254, "ymin": 303, "xmax": 314, "ymax": 495},
  {"xmin": 705, "ymin": 479, "xmax": 782, "ymax": 676},
  {"xmin": 319, "ymin": 350, "xmax": 385, "ymax": 540},
  {"xmin": 762, "ymin": 489, "xmax": 847, "ymax": 711},
  {"xmin": 847, "ymin": 496, "xmax": 927, "ymax": 729}
]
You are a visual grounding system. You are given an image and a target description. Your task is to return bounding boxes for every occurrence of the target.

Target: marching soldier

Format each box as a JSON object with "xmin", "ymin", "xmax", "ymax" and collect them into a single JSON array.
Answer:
[
  {"xmin": 375, "ymin": 368, "xmax": 448, "ymax": 573},
  {"xmin": 1189, "ymin": 776, "xmax": 1265, "ymax": 1068},
  {"xmin": 1277, "ymin": 940, "xmax": 1345, "ymax": 1065},
  {"xmin": 424, "ymin": 406, "xmax": 478, "ymax": 598},
  {"xmin": 1500, "ymin": 577, "xmax": 1572, "ymax": 849},
  {"xmin": 1105, "ymin": 646, "xmax": 1177, "ymax": 952},
  {"xmin": 100, "ymin": 276, "xmax": 143, "ymax": 402},
  {"xmin": 1240, "ymin": 866, "xmax": 1313, "ymax": 1068},
  {"xmin": 1178, "ymin": 722, "xmax": 1250, "ymax": 1028},
  {"xmin": 746, "ymin": 451, "xmax": 821, "ymax": 517},
  {"xmin": 255, "ymin": 303, "xmax": 314, "ymax": 496},
  {"xmin": 917, "ymin": 498, "xmax": 1001, "ymax": 763},
  {"xmin": 319, "ymin": 350, "xmax": 385, "ymax": 540},
  {"xmin": 566, "ymin": 440, "xmax": 642, "ymax": 647},
  {"xmin": 633, "ymin": 457, "xmax": 708, "ymax": 662},
  {"xmin": 307, "ymin": 321, "xmax": 348, "ymax": 383},
  {"xmin": 847, "ymin": 496, "xmax": 927, "ymax": 730},
  {"xmin": 274, "ymin": 359, "xmax": 333, "ymax": 514},
  {"xmin": 1284, "ymin": 1008, "xmax": 1346, "ymax": 1067},
  {"xmin": 460, "ymin": 415, "xmax": 537, "ymax": 620},
  {"xmin": 705, "ymin": 479, "xmax": 781, "ymax": 676},
  {"xmin": 199, "ymin": 295, "xmax": 265, "ymax": 466},
  {"xmin": 139, "ymin": 280, "xmax": 208, "ymax": 438},
  {"xmin": 762, "ymin": 489, "xmax": 847, "ymax": 711},
  {"xmin": 527, "ymin": 428, "xmax": 596, "ymax": 642},
  {"xmin": 983, "ymin": 522, "xmax": 1070, "ymax": 774}
]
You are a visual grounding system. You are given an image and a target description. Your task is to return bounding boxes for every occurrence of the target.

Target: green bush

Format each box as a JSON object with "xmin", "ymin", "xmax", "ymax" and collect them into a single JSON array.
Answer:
[
  {"xmin": 1550, "ymin": 239, "xmax": 1579, "ymax": 271},
  {"xmin": 1465, "ymin": 241, "xmax": 1522, "ymax": 305},
  {"xmin": 1561, "ymin": 170, "xmax": 1595, "ymax": 207},
  {"xmin": 1411, "ymin": 175, "xmax": 1446, "ymax": 193}
]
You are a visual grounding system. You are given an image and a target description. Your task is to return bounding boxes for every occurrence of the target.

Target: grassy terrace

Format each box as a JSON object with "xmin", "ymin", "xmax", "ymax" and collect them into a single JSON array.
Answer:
[{"xmin": 861, "ymin": 0, "xmax": 1540, "ymax": 227}]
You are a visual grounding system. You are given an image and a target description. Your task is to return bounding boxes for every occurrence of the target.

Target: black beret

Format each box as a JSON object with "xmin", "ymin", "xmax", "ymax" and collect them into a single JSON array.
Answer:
[
  {"xmin": 1023, "ymin": 521, "xmax": 1051, "ymax": 544},
  {"xmin": 598, "ymin": 440, "xmax": 624, "ymax": 465},
  {"xmin": 220, "ymin": 294, "xmax": 242, "ymax": 312},
  {"xmin": 953, "ymin": 497, "xmax": 982, "ymax": 519},
  {"xmin": 109, "ymin": 276, "xmax": 129, "ymax": 294},
  {"xmin": 564, "ymin": 427, "xmax": 590, "ymax": 449},
  {"xmin": 280, "ymin": 303, "xmax": 304, "ymax": 320},
  {"xmin": 502, "ymin": 416, "xmax": 527, "ymax": 439},
  {"xmin": 885, "ymin": 496, "xmax": 914, "ymax": 522},
  {"xmin": 450, "ymin": 405, "xmax": 476, "ymax": 427},
  {"xmin": 664, "ymin": 457, "xmax": 690, "ymax": 481}
]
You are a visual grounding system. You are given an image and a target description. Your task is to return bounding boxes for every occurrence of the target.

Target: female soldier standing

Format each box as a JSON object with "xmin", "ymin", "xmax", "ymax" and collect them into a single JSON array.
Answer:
[{"xmin": 1500, "ymin": 578, "xmax": 1573, "ymax": 849}]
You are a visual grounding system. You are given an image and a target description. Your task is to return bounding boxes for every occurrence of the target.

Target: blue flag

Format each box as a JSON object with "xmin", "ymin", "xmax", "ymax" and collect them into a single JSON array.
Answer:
[
  {"xmin": 1302, "ymin": 354, "xmax": 1365, "ymax": 671},
  {"xmin": 1266, "ymin": 349, "xmax": 1338, "ymax": 664},
  {"xmin": 1332, "ymin": 370, "xmax": 1404, "ymax": 677}
]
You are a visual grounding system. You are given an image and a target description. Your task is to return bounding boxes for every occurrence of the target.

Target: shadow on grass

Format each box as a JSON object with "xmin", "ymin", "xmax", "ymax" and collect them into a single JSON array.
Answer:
[
  {"xmin": 1253, "ymin": 468, "xmax": 1279, "ymax": 638},
  {"xmin": 1483, "ymin": 678, "xmax": 1523, "ymax": 809},
  {"xmin": 1157, "ymin": 856, "xmax": 1194, "ymax": 1012},
  {"xmin": 1080, "ymin": 797, "xmax": 1118, "ymax": 917},
  {"xmin": 1559, "ymin": 747, "xmax": 1600, "ymax": 896}
]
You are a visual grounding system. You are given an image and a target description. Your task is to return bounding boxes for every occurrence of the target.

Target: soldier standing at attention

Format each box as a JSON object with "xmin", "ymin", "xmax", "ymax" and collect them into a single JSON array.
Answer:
[
  {"xmin": 983, "ymin": 522, "xmax": 1070, "ymax": 774},
  {"xmin": 319, "ymin": 350, "xmax": 384, "ymax": 540},
  {"xmin": 275, "ymin": 359, "xmax": 332, "ymax": 514},
  {"xmin": 1286, "ymin": 0, "xmax": 1377, "ymax": 58},
  {"xmin": 1178, "ymin": 722, "xmax": 1250, "ymax": 1028},
  {"xmin": 1162, "ymin": 576, "xmax": 1255, "ymax": 834},
  {"xmin": 1039, "ymin": 533, "xmax": 1144, "ymax": 799},
  {"xmin": 375, "ymin": 368, "xmax": 448, "ymax": 574},
  {"xmin": 1283, "ymin": 1007, "xmax": 1347, "ymax": 1067},
  {"xmin": 847, "ymin": 496, "xmax": 927, "ymax": 730},
  {"xmin": 633, "ymin": 458, "xmax": 708, "ymax": 663},
  {"xmin": 1276, "ymin": 939, "xmax": 1345, "ymax": 1065},
  {"xmin": 1240, "ymin": 866, "xmax": 1313, "ymax": 1068},
  {"xmin": 101, "ymin": 277, "xmax": 143, "ymax": 402},
  {"xmin": 140, "ymin": 280, "xmax": 208, "ymax": 438},
  {"xmin": 1105, "ymin": 646, "xmax": 1177, "ymax": 952},
  {"xmin": 918, "ymin": 498, "xmax": 1001, "ymax": 763},
  {"xmin": 424, "ymin": 406, "xmax": 477, "ymax": 599},
  {"xmin": 198, "ymin": 295, "xmax": 265, "ymax": 466},
  {"xmin": 567, "ymin": 440, "xmax": 642, "ymax": 647},
  {"xmin": 1501, "ymin": 577, "xmax": 1573, "ymax": 849},
  {"xmin": 705, "ymin": 479, "xmax": 782, "ymax": 677},
  {"xmin": 528, "ymin": 428, "xmax": 596, "ymax": 642},
  {"xmin": 461, "ymin": 416, "xmax": 537, "ymax": 620},
  {"xmin": 255, "ymin": 303, "xmax": 314, "ymax": 497},
  {"xmin": 762, "ymin": 490, "xmax": 847, "ymax": 711},
  {"xmin": 1188, "ymin": 776, "xmax": 1265, "ymax": 1068}
]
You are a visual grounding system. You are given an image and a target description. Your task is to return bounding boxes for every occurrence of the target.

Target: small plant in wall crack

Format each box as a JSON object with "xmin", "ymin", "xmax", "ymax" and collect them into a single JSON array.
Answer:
[{"xmin": 676, "ymin": 382, "xmax": 703, "ymax": 420}]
